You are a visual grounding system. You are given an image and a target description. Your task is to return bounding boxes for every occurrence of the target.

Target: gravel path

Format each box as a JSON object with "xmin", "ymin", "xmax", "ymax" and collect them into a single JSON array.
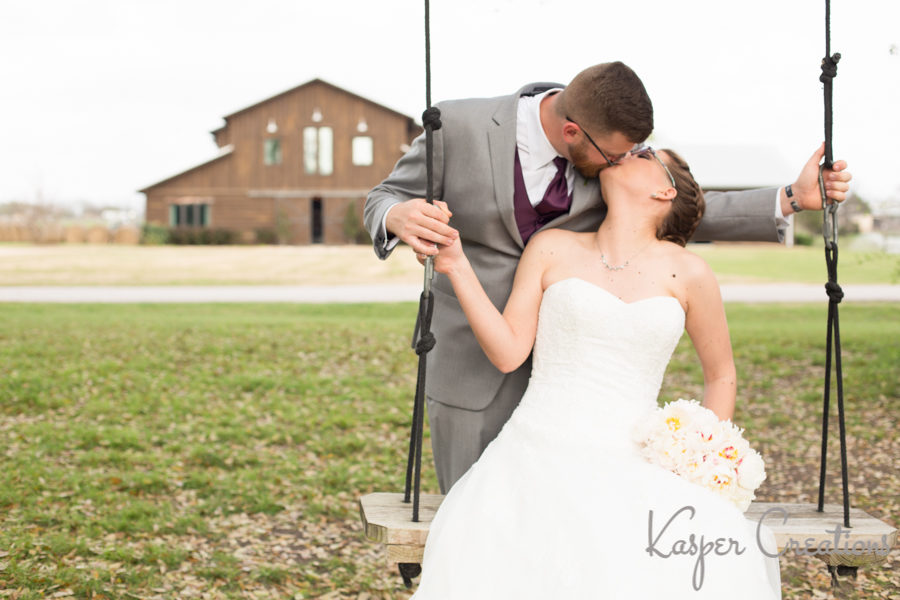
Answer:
[{"xmin": 0, "ymin": 283, "xmax": 898, "ymax": 303}]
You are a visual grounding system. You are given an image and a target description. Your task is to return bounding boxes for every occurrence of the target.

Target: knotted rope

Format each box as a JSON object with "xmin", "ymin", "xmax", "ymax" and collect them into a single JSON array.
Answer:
[
  {"xmin": 403, "ymin": 0, "xmax": 442, "ymax": 525},
  {"xmin": 815, "ymin": 0, "xmax": 851, "ymax": 531},
  {"xmin": 819, "ymin": 0, "xmax": 841, "ymax": 170}
]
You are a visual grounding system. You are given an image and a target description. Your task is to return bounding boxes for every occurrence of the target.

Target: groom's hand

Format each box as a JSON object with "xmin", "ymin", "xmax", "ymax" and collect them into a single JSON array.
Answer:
[
  {"xmin": 386, "ymin": 197, "xmax": 457, "ymax": 256},
  {"xmin": 781, "ymin": 143, "xmax": 852, "ymax": 215}
]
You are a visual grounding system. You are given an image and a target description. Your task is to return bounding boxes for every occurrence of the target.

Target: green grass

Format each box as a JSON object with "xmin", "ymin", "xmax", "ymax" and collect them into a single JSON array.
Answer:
[
  {"xmin": 690, "ymin": 243, "xmax": 900, "ymax": 284},
  {"xmin": 0, "ymin": 302, "xmax": 897, "ymax": 599}
]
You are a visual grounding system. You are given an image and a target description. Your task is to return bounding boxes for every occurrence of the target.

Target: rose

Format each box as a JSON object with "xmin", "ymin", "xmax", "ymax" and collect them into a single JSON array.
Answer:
[
  {"xmin": 635, "ymin": 399, "xmax": 767, "ymax": 512},
  {"xmin": 737, "ymin": 450, "xmax": 766, "ymax": 490}
]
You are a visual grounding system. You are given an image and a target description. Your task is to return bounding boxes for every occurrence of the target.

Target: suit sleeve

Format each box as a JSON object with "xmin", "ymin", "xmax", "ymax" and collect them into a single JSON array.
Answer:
[
  {"xmin": 693, "ymin": 188, "xmax": 784, "ymax": 243},
  {"xmin": 364, "ymin": 117, "xmax": 445, "ymax": 260}
]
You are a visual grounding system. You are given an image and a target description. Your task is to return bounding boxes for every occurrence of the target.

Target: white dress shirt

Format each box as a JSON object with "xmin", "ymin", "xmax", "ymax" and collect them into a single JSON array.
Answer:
[{"xmin": 515, "ymin": 89, "xmax": 574, "ymax": 206}]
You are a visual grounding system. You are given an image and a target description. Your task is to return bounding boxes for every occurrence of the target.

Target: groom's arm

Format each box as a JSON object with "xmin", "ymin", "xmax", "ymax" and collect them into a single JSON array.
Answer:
[
  {"xmin": 364, "ymin": 116, "xmax": 455, "ymax": 259},
  {"xmin": 690, "ymin": 145, "xmax": 852, "ymax": 244},
  {"xmin": 693, "ymin": 188, "xmax": 783, "ymax": 243}
]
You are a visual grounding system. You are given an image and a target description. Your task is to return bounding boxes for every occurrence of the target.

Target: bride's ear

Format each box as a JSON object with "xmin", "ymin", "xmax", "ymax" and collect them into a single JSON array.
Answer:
[{"xmin": 651, "ymin": 187, "xmax": 677, "ymax": 202}]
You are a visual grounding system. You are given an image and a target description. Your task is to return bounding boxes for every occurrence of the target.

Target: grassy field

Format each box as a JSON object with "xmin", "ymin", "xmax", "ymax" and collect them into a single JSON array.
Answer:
[
  {"xmin": 0, "ymin": 302, "xmax": 897, "ymax": 599},
  {"xmin": 0, "ymin": 242, "xmax": 897, "ymax": 286}
]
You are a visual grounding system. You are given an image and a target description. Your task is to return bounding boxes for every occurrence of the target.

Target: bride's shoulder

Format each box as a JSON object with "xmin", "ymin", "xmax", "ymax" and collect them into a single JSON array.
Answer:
[
  {"xmin": 519, "ymin": 230, "xmax": 584, "ymax": 275},
  {"xmin": 524, "ymin": 229, "xmax": 586, "ymax": 257},
  {"xmin": 655, "ymin": 242, "xmax": 716, "ymax": 284},
  {"xmin": 528, "ymin": 228, "xmax": 583, "ymax": 245}
]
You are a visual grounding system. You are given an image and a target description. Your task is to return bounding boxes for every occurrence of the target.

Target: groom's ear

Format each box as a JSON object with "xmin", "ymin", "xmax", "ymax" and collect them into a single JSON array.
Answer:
[{"xmin": 561, "ymin": 121, "xmax": 580, "ymax": 143}]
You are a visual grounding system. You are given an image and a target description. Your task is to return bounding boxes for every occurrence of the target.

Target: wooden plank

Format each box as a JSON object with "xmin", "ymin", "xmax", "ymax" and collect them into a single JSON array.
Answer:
[
  {"xmin": 386, "ymin": 544, "xmax": 425, "ymax": 564},
  {"xmin": 359, "ymin": 492, "xmax": 443, "ymax": 546},
  {"xmin": 746, "ymin": 502, "xmax": 896, "ymax": 566},
  {"xmin": 361, "ymin": 494, "xmax": 897, "ymax": 569}
]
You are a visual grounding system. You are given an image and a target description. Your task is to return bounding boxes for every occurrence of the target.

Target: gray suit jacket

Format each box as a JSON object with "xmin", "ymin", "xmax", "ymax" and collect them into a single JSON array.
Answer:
[{"xmin": 364, "ymin": 83, "xmax": 783, "ymax": 412}]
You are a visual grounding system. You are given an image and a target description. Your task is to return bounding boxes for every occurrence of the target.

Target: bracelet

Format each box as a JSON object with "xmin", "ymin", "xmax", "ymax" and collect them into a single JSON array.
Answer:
[{"xmin": 786, "ymin": 184, "xmax": 803, "ymax": 213}]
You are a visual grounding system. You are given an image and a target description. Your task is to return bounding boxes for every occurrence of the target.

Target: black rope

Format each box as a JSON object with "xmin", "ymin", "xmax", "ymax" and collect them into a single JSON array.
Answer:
[
  {"xmin": 815, "ymin": 0, "xmax": 851, "ymax": 530},
  {"xmin": 817, "ymin": 241, "xmax": 851, "ymax": 528},
  {"xmin": 819, "ymin": 0, "xmax": 840, "ymax": 169},
  {"xmin": 403, "ymin": 0, "xmax": 442, "ymax": 524},
  {"xmin": 405, "ymin": 290, "xmax": 435, "ymax": 522}
]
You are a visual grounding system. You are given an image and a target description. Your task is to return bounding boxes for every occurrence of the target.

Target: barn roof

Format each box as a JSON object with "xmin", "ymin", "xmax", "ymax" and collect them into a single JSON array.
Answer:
[
  {"xmin": 138, "ymin": 146, "xmax": 233, "ymax": 193},
  {"xmin": 210, "ymin": 78, "xmax": 417, "ymax": 136}
]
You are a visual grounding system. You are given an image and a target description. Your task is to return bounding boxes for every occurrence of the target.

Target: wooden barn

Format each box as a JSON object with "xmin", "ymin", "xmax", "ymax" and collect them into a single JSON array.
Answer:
[{"xmin": 141, "ymin": 79, "xmax": 421, "ymax": 244}]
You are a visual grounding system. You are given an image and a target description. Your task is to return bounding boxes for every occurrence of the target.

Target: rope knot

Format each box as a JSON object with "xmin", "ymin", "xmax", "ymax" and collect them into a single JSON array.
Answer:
[
  {"xmin": 819, "ymin": 53, "xmax": 841, "ymax": 83},
  {"xmin": 415, "ymin": 332, "xmax": 436, "ymax": 355},
  {"xmin": 825, "ymin": 281, "xmax": 844, "ymax": 303},
  {"xmin": 422, "ymin": 107, "xmax": 442, "ymax": 131}
]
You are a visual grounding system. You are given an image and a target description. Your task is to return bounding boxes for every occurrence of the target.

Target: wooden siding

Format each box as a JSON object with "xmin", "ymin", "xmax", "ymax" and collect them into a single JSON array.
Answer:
[
  {"xmin": 143, "ymin": 80, "xmax": 419, "ymax": 244},
  {"xmin": 218, "ymin": 80, "xmax": 414, "ymax": 190}
]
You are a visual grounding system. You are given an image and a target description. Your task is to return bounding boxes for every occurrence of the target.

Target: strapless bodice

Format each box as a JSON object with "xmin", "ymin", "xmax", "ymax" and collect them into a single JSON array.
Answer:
[{"xmin": 519, "ymin": 277, "xmax": 686, "ymax": 439}]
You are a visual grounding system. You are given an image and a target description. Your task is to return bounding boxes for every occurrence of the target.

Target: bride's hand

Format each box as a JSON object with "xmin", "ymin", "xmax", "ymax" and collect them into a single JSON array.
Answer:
[
  {"xmin": 432, "ymin": 236, "xmax": 465, "ymax": 275},
  {"xmin": 415, "ymin": 201, "xmax": 463, "ymax": 272}
]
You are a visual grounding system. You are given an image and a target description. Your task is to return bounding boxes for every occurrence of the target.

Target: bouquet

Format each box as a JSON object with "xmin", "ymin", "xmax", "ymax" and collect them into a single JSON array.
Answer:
[{"xmin": 633, "ymin": 399, "xmax": 766, "ymax": 512}]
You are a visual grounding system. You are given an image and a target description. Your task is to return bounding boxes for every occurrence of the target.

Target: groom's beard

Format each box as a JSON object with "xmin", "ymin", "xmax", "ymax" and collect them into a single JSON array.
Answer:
[{"xmin": 569, "ymin": 139, "xmax": 604, "ymax": 179}]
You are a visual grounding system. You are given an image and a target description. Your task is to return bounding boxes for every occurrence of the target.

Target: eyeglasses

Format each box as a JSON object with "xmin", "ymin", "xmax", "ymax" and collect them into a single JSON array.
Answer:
[
  {"xmin": 565, "ymin": 115, "xmax": 628, "ymax": 167},
  {"xmin": 630, "ymin": 146, "xmax": 676, "ymax": 190}
]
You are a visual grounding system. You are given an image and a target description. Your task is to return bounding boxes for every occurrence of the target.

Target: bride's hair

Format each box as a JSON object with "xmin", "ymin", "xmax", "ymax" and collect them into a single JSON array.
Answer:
[{"xmin": 657, "ymin": 149, "xmax": 705, "ymax": 247}]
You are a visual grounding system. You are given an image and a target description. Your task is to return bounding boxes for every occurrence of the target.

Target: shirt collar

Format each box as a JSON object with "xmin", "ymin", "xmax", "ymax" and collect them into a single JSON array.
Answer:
[{"xmin": 526, "ymin": 88, "xmax": 563, "ymax": 168}]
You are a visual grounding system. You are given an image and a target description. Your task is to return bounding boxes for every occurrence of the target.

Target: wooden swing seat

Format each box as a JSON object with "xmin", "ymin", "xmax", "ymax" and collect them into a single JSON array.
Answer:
[{"xmin": 360, "ymin": 493, "xmax": 897, "ymax": 569}]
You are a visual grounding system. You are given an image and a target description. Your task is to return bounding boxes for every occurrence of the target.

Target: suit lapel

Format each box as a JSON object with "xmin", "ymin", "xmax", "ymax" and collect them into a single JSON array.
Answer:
[
  {"xmin": 487, "ymin": 95, "xmax": 523, "ymax": 249},
  {"xmin": 489, "ymin": 82, "xmax": 569, "ymax": 249}
]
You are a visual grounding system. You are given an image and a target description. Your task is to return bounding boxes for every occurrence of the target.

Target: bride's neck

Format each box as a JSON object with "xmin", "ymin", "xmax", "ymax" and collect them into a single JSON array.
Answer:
[{"xmin": 596, "ymin": 203, "xmax": 659, "ymax": 254}]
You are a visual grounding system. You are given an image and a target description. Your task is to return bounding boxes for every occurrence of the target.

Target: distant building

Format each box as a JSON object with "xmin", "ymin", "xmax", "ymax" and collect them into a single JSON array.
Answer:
[
  {"xmin": 141, "ymin": 79, "xmax": 421, "ymax": 244},
  {"xmin": 653, "ymin": 142, "xmax": 798, "ymax": 245},
  {"xmin": 652, "ymin": 142, "xmax": 795, "ymax": 192}
]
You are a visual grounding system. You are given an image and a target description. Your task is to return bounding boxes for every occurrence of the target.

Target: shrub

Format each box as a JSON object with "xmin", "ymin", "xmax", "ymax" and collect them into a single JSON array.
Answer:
[
  {"xmin": 255, "ymin": 228, "xmax": 278, "ymax": 245},
  {"xmin": 168, "ymin": 227, "xmax": 237, "ymax": 245},
  {"xmin": 343, "ymin": 204, "xmax": 371, "ymax": 245},
  {"xmin": 794, "ymin": 231, "xmax": 814, "ymax": 246},
  {"xmin": 141, "ymin": 224, "xmax": 170, "ymax": 245},
  {"xmin": 208, "ymin": 229, "xmax": 237, "ymax": 245}
]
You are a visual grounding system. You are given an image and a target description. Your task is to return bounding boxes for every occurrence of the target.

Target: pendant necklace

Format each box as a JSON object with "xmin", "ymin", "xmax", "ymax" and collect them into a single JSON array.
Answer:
[{"xmin": 599, "ymin": 241, "xmax": 653, "ymax": 272}]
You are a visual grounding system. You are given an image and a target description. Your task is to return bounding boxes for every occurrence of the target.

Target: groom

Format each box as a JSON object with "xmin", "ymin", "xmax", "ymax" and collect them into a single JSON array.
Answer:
[{"xmin": 364, "ymin": 62, "xmax": 851, "ymax": 494}]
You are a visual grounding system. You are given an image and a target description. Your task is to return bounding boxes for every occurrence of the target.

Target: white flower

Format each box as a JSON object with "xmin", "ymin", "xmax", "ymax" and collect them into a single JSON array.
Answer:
[
  {"xmin": 634, "ymin": 399, "xmax": 766, "ymax": 512},
  {"xmin": 737, "ymin": 450, "xmax": 767, "ymax": 490}
]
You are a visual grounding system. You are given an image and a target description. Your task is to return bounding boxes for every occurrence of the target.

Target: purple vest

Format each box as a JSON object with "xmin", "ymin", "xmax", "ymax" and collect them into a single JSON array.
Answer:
[{"xmin": 513, "ymin": 150, "xmax": 573, "ymax": 244}]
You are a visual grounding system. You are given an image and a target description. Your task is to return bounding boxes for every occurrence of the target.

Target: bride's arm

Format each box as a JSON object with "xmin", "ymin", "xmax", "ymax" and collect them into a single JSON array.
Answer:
[
  {"xmin": 433, "ymin": 232, "xmax": 552, "ymax": 373},
  {"xmin": 681, "ymin": 254, "xmax": 736, "ymax": 421}
]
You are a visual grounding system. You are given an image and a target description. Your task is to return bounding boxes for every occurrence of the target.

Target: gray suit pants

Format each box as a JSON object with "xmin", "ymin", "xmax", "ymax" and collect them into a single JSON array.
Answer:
[{"xmin": 427, "ymin": 370, "xmax": 530, "ymax": 494}]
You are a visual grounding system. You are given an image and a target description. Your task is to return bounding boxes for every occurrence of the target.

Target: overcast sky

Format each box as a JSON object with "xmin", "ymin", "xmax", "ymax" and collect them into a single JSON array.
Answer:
[{"xmin": 1, "ymin": 0, "xmax": 898, "ymax": 214}]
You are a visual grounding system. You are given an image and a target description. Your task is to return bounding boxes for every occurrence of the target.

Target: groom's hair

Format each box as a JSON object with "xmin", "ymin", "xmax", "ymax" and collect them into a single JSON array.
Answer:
[
  {"xmin": 556, "ymin": 62, "xmax": 653, "ymax": 143},
  {"xmin": 657, "ymin": 149, "xmax": 705, "ymax": 246}
]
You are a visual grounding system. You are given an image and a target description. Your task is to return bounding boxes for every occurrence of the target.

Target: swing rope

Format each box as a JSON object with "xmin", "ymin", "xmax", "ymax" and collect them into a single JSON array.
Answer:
[
  {"xmin": 404, "ymin": 0, "xmax": 442, "ymax": 524},
  {"xmin": 815, "ymin": 0, "xmax": 851, "ymax": 529}
]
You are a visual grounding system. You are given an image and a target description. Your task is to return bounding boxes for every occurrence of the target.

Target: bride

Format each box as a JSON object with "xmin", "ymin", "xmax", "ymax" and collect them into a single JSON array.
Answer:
[{"xmin": 412, "ymin": 147, "xmax": 782, "ymax": 598}]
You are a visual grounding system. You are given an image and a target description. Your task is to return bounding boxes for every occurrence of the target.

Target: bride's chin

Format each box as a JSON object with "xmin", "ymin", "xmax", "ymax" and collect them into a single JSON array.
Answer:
[{"xmin": 597, "ymin": 169, "xmax": 616, "ymax": 194}]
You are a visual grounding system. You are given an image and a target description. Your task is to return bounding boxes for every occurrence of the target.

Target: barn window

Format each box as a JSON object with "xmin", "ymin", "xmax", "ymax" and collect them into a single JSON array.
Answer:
[
  {"xmin": 264, "ymin": 138, "xmax": 282, "ymax": 165},
  {"xmin": 169, "ymin": 203, "xmax": 210, "ymax": 227},
  {"xmin": 352, "ymin": 136, "xmax": 373, "ymax": 166},
  {"xmin": 304, "ymin": 126, "xmax": 333, "ymax": 175}
]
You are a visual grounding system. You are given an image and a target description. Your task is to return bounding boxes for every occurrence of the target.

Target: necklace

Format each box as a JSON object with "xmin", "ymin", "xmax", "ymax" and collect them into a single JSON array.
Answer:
[{"xmin": 599, "ymin": 241, "xmax": 653, "ymax": 272}]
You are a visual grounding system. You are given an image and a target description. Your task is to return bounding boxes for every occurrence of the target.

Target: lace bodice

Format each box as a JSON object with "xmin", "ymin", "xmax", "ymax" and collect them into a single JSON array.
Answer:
[{"xmin": 520, "ymin": 277, "xmax": 686, "ymax": 441}]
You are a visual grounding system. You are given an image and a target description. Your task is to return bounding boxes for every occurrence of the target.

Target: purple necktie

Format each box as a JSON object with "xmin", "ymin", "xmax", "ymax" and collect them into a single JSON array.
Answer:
[
  {"xmin": 535, "ymin": 156, "xmax": 570, "ymax": 216},
  {"xmin": 513, "ymin": 152, "xmax": 573, "ymax": 244}
]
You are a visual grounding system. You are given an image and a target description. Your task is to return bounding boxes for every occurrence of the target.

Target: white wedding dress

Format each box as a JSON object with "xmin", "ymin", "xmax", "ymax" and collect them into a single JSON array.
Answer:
[{"xmin": 412, "ymin": 277, "xmax": 782, "ymax": 599}]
